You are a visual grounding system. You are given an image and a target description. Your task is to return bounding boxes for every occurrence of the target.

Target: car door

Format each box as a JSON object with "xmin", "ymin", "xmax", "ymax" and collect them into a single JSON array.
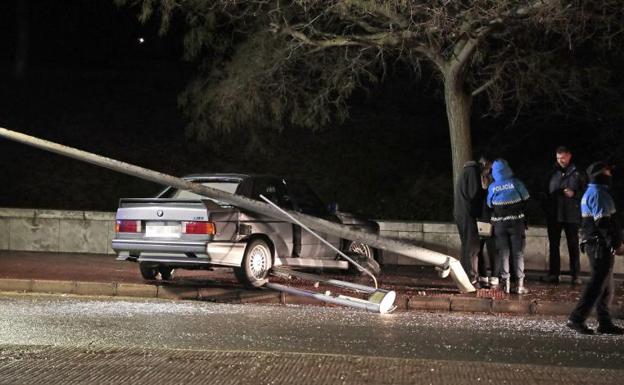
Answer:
[
  {"xmin": 284, "ymin": 179, "xmax": 340, "ymax": 259},
  {"xmin": 246, "ymin": 177, "xmax": 295, "ymax": 258}
]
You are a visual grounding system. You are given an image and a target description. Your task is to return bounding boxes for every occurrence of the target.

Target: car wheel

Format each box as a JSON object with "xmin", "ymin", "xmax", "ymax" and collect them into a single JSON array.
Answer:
[
  {"xmin": 345, "ymin": 241, "xmax": 380, "ymax": 276},
  {"xmin": 139, "ymin": 262, "xmax": 159, "ymax": 280},
  {"xmin": 159, "ymin": 266, "xmax": 175, "ymax": 281},
  {"xmin": 234, "ymin": 239, "xmax": 272, "ymax": 288},
  {"xmin": 346, "ymin": 241, "xmax": 375, "ymax": 260}
]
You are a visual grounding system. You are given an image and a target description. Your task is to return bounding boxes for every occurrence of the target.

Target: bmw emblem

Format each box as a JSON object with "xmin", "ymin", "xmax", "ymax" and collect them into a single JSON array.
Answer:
[{"xmin": 156, "ymin": 210, "xmax": 164, "ymax": 217}]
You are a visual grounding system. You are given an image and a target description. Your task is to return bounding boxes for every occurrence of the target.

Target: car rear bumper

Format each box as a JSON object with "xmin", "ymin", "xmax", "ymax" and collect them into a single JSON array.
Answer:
[
  {"xmin": 112, "ymin": 239, "xmax": 247, "ymax": 267},
  {"xmin": 112, "ymin": 239, "xmax": 207, "ymax": 254}
]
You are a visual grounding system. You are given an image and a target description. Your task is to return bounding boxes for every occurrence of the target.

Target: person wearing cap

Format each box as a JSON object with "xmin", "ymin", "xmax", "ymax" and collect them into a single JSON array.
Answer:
[
  {"xmin": 487, "ymin": 159, "xmax": 531, "ymax": 294},
  {"xmin": 567, "ymin": 162, "xmax": 624, "ymax": 335},
  {"xmin": 453, "ymin": 157, "xmax": 492, "ymax": 286},
  {"xmin": 543, "ymin": 146, "xmax": 586, "ymax": 285}
]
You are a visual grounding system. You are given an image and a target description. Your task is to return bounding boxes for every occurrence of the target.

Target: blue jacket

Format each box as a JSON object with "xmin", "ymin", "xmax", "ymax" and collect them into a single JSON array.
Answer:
[
  {"xmin": 580, "ymin": 183, "xmax": 622, "ymax": 248},
  {"xmin": 487, "ymin": 160, "xmax": 530, "ymax": 224}
]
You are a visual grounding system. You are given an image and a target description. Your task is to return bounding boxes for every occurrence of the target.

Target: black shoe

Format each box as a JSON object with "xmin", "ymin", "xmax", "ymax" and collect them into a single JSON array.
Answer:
[
  {"xmin": 597, "ymin": 323, "xmax": 624, "ymax": 335},
  {"xmin": 566, "ymin": 320, "xmax": 595, "ymax": 335}
]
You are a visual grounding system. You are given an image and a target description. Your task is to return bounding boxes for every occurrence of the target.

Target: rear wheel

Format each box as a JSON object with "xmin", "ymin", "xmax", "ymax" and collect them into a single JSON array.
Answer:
[
  {"xmin": 234, "ymin": 239, "xmax": 272, "ymax": 288},
  {"xmin": 139, "ymin": 263, "xmax": 175, "ymax": 281},
  {"xmin": 139, "ymin": 262, "xmax": 159, "ymax": 280},
  {"xmin": 158, "ymin": 266, "xmax": 175, "ymax": 281}
]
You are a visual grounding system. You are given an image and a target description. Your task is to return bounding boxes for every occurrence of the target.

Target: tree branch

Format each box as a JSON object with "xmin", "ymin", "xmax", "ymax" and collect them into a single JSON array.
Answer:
[{"xmin": 471, "ymin": 69, "xmax": 501, "ymax": 97}]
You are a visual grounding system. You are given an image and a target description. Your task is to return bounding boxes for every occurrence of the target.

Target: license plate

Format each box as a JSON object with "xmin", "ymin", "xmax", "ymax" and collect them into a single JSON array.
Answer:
[{"xmin": 145, "ymin": 224, "xmax": 181, "ymax": 238}]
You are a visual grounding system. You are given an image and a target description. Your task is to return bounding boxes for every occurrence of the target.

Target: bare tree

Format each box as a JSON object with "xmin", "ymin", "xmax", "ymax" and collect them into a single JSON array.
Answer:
[{"xmin": 117, "ymin": 0, "xmax": 623, "ymax": 182}]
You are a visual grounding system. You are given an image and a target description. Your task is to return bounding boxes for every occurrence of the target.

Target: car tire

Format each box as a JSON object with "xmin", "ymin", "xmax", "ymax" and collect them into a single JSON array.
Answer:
[
  {"xmin": 345, "ymin": 241, "xmax": 380, "ymax": 277},
  {"xmin": 345, "ymin": 241, "xmax": 375, "ymax": 260},
  {"xmin": 234, "ymin": 239, "xmax": 272, "ymax": 288},
  {"xmin": 159, "ymin": 266, "xmax": 175, "ymax": 281},
  {"xmin": 139, "ymin": 262, "xmax": 159, "ymax": 280}
]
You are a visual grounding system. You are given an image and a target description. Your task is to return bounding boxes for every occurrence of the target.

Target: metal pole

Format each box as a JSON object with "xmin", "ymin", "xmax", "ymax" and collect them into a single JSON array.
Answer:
[
  {"xmin": 260, "ymin": 194, "xmax": 378, "ymax": 288},
  {"xmin": 265, "ymin": 282, "xmax": 395, "ymax": 314},
  {"xmin": 0, "ymin": 126, "xmax": 475, "ymax": 292},
  {"xmin": 272, "ymin": 267, "xmax": 379, "ymax": 293}
]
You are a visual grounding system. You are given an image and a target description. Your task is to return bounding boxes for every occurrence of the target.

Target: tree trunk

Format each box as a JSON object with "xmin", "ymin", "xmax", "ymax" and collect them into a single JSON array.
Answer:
[{"xmin": 443, "ymin": 73, "xmax": 473, "ymax": 185}]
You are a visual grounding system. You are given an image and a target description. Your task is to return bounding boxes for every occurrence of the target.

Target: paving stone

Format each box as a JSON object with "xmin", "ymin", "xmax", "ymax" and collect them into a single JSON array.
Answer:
[
  {"xmin": 2, "ymin": 344, "xmax": 622, "ymax": 385},
  {"xmin": 31, "ymin": 279, "xmax": 74, "ymax": 294},
  {"xmin": 492, "ymin": 299, "xmax": 536, "ymax": 314},
  {"xmin": 116, "ymin": 283, "xmax": 158, "ymax": 298},
  {"xmin": 407, "ymin": 296, "xmax": 451, "ymax": 311},
  {"xmin": 450, "ymin": 296, "xmax": 492, "ymax": 313},
  {"xmin": 0, "ymin": 278, "xmax": 31, "ymax": 292},
  {"xmin": 74, "ymin": 281, "xmax": 116, "ymax": 296}
]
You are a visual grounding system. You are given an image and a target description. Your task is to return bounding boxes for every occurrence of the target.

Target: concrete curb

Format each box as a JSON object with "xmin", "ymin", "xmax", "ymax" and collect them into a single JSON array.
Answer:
[{"xmin": 0, "ymin": 278, "xmax": 622, "ymax": 318}]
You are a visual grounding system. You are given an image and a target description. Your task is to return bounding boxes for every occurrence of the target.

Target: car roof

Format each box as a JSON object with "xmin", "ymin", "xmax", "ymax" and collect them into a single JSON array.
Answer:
[{"xmin": 181, "ymin": 173, "xmax": 283, "ymax": 181}]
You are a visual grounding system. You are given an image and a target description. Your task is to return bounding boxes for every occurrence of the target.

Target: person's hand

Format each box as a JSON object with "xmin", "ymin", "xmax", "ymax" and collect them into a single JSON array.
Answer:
[
  {"xmin": 563, "ymin": 188, "xmax": 575, "ymax": 198},
  {"xmin": 615, "ymin": 243, "xmax": 624, "ymax": 256}
]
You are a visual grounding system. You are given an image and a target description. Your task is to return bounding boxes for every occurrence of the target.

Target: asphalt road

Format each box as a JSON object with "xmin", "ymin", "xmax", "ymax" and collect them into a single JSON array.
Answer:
[{"xmin": 1, "ymin": 293, "xmax": 623, "ymax": 384}]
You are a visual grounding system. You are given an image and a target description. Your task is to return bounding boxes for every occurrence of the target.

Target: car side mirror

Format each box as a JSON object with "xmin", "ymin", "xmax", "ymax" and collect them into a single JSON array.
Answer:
[{"xmin": 327, "ymin": 202, "xmax": 339, "ymax": 214}]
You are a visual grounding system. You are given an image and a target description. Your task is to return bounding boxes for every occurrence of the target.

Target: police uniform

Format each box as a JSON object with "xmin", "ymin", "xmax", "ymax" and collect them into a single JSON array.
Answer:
[{"xmin": 567, "ymin": 162, "xmax": 624, "ymax": 335}]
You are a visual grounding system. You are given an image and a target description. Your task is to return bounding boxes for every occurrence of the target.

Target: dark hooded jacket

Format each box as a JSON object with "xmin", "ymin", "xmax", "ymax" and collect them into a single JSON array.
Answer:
[
  {"xmin": 545, "ymin": 163, "xmax": 585, "ymax": 224},
  {"xmin": 453, "ymin": 161, "xmax": 484, "ymax": 219}
]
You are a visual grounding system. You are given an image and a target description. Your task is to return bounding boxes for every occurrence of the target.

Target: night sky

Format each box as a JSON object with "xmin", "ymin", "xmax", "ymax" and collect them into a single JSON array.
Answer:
[{"xmin": 1, "ymin": 1, "xmax": 623, "ymax": 221}]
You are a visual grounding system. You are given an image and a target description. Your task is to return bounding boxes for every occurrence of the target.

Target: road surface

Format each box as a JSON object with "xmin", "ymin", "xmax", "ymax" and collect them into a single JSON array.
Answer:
[{"xmin": 0, "ymin": 293, "xmax": 622, "ymax": 384}]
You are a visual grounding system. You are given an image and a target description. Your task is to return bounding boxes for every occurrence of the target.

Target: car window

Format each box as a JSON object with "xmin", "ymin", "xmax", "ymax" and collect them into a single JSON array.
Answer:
[
  {"xmin": 251, "ymin": 178, "xmax": 292, "ymax": 208},
  {"xmin": 286, "ymin": 179, "xmax": 326, "ymax": 215},
  {"xmin": 159, "ymin": 181, "xmax": 240, "ymax": 199}
]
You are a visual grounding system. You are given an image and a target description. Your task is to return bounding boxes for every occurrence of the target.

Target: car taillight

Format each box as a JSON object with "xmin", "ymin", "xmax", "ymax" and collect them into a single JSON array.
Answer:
[
  {"xmin": 115, "ymin": 220, "xmax": 142, "ymax": 233},
  {"xmin": 182, "ymin": 221, "xmax": 216, "ymax": 235}
]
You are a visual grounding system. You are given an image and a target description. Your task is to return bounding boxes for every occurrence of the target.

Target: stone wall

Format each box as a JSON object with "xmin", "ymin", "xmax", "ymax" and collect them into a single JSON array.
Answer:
[
  {"xmin": 0, "ymin": 208, "xmax": 115, "ymax": 255},
  {"xmin": 376, "ymin": 220, "xmax": 624, "ymax": 275},
  {"xmin": 1, "ymin": 208, "xmax": 622, "ymax": 274}
]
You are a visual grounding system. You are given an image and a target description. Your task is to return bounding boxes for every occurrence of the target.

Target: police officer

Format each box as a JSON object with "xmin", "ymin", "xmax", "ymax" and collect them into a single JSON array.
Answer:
[{"xmin": 567, "ymin": 161, "xmax": 624, "ymax": 335}]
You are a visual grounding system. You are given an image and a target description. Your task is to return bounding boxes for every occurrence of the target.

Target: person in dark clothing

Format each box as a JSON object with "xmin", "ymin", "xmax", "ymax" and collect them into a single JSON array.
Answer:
[
  {"xmin": 567, "ymin": 162, "xmax": 624, "ymax": 335},
  {"xmin": 477, "ymin": 157, "xmax": 498, "ymax": 288},
  {"xmin": 487, "ymin": 159, "xmax": 530, "ymax": 294},
  {"xmin": 454, "ymin": 160, "xmax": 488, "ymax": 285},
  {"xmin": 544, "ymin": 146, "xmax": 586, "ymax": 284}
]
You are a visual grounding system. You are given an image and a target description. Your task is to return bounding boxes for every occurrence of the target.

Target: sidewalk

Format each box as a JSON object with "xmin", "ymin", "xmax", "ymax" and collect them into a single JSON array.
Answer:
[{"xmin": 1, "ymin": 251, "xmax": 622, "ymax": 318}]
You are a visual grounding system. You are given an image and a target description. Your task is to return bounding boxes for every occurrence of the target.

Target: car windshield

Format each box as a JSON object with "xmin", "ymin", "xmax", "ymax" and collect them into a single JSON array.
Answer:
[
  {"xmin": 287, "ymin": 179, "xmax": 326, "ymax": 215},
  {"xmin": 163, "ymin": 181, "xmax": 240, "ymax": 199}
]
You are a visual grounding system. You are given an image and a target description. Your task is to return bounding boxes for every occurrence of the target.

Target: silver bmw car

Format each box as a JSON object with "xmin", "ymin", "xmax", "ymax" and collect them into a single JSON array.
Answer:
[{"xmin": 112, "ymin": 174, "xmax": 380, "ymax": 287}]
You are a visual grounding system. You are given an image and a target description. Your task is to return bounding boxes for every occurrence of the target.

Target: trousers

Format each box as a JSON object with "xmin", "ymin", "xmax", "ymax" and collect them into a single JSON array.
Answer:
[
  {"xmin": 547, "ymin": 221, "xmax": 580, "ymax": 277},
  {"xmin": 493, "ymin": 221, "xmax": 526, "ymax": 281},
  {"xmin": 569, "ymin": 242, "xmax": 615, "ymax": 324},
  {"xmin": 455, "ymin": 215, "xmax": 480, "ymax": 281},
  {"xmin": 478, "ymin": 237, "xmax": 499, "ymax": 278}
]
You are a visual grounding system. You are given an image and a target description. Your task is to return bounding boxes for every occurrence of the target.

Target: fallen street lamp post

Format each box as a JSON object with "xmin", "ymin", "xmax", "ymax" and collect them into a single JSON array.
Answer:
[{"xmin": 0, "ymin": 126, "xmax": 475, "ymax": 293}]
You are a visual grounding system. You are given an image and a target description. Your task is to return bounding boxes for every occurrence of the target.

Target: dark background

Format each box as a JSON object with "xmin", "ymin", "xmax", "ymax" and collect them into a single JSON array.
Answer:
[{"xmin": 1, "ymin": 1, "xmax": 623, "ymax": 222}]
